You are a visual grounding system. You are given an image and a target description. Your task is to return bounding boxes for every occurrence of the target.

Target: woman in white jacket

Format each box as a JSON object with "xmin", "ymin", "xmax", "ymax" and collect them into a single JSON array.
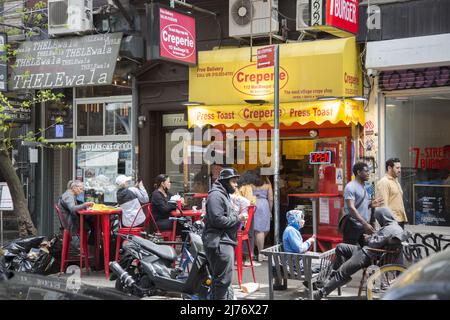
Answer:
[{"xmin": 115, "ymin": 175, "xmax": 149, "ymax": 227}]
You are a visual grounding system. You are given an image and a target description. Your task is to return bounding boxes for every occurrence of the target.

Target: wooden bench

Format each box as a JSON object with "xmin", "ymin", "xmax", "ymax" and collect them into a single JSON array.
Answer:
[{"xmin": 261, "ymin": 244, "xmax": 337, "ymax": 300}]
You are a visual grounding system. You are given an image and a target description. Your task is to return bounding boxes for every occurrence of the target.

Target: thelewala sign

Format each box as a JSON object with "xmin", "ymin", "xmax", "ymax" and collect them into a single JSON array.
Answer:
[
  {"xmin": 10, "ymin": 33, "xmax": 122, "ymax": 90},
  {"xmin": 159, "ymin": 7, "xmax": 196, "ymax": 65}
]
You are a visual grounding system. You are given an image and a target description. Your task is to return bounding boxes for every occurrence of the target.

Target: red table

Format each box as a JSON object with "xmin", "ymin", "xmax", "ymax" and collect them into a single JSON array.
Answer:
[
  {"xmin": 288, "ymin": 193, "xmax": 339, "ymax": 252},
  {"xmin": 192, "ymin": 193, "xmax": 208, "ymax": 199},
  {"xmin": 78, "ymin": 208, "xmax": 122, "ymax": 279},
  {"xmin": 170, "ymin": 209, "xmax": 203, "ymax": 241}
]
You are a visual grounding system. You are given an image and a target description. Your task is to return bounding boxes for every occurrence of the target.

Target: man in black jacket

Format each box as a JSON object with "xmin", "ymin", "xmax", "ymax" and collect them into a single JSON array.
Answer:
[{"xmin": 202, "ymin": 168, "xmax": 248, "ymax": 300}]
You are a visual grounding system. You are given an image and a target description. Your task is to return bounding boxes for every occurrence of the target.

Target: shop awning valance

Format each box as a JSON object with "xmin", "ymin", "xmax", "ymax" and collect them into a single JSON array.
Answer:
[{"xmin": 188, "ymin": 100, "xmax": 364, "ymax": 128}]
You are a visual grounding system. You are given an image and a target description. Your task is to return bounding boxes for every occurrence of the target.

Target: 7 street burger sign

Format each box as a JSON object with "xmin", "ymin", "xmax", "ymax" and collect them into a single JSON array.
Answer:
[{"xmin": 326, "ymin": 0, "xmax": 359, "ymax": 34}]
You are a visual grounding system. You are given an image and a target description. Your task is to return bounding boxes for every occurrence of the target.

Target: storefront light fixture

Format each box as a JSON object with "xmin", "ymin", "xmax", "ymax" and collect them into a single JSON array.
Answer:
[
  {"xmin": 182, "ymin": 101, "xmax": 205, "ymax": 106},
  {"xmin": 244, "ymin": 99, "xmax": 267, "ymax": 105}
]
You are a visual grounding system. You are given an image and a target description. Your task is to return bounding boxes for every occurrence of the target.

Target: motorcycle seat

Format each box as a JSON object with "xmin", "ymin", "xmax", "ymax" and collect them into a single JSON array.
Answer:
[{"xmin": 132, "ymin": 236, "xmax": 177, "ymax": 262}]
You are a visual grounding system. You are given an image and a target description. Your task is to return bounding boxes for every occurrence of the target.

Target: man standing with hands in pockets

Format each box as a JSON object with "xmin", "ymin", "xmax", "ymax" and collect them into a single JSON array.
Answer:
[
  {"xmin": 342, "ymin": 162, "xmax": 384, "ymax": 247},
  {"xmin": 202, "ymin": 168, "xmax": 248, "ymax": 300}
]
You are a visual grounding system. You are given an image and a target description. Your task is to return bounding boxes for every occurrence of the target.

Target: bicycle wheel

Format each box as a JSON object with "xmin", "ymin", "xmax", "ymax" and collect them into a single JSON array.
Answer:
[{"xmin": 366, "ymin": 264, "xmax": 407, "ymax": 300}]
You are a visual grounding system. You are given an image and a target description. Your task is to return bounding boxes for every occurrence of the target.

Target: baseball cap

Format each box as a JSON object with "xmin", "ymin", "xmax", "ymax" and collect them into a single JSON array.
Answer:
[{"xmin": 115, "ymin": 175, "xmax": 132, "ymax": 185}]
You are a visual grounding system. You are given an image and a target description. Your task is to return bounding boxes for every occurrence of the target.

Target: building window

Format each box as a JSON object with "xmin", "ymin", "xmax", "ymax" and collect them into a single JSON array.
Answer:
[
  {"xmin": 76, "ymin": 99, "xmax": 131, "ymax": 137},
  {"xmin": 76, "ymin": 142, "xmax": 133, "ymax": 204},
  {"xmin": 385, "ymin": 93, "xmax": 450, "ymax": 227},
  {"xmin": 77, "ymin": 103, "xmax": 104, "ymax": 136},
  {"xmin": 45, "ymin": 90, "xmax": 73, "ymax": 139}
]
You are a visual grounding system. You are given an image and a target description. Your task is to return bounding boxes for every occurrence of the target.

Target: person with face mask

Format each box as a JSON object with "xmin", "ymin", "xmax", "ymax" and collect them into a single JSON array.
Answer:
[
  {"xmin": 313, "ymin": 207, "xmax": 409, "ymax": 300},
  {"xmin": 282, "ymin": 210, "xmax": 316, "ymax": 255},
  {"xmin": 202, "ymin": 168, "xmax": 248, "ymax": 300}
]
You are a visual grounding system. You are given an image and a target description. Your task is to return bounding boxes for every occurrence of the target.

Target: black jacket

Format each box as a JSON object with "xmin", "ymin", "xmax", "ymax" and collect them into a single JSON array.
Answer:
[
  {"xmin": 151, "ymin": 189, "xmax": 177, "ymax": 221},
  {"xmin": 202, "ymin": 181, "xmax": 240, "ymax": 248}
]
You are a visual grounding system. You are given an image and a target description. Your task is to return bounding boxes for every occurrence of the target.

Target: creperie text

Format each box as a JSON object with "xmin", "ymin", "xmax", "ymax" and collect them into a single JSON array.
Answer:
[{"xmin": 236, "ymin": 70, "xmax": 287, "ymax": 85}]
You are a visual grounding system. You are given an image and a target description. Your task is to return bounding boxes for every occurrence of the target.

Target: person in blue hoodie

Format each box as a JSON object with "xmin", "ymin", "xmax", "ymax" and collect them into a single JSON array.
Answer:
[{"xmin": 283, "ymin": 210, "xmax": 316, "ymax": 254}]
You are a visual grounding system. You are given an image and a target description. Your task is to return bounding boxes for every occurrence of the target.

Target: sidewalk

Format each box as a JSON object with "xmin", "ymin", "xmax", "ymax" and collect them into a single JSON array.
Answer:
[{"xmin": 54, "ymin": 259, "xmax": 366, "ymax": 300}]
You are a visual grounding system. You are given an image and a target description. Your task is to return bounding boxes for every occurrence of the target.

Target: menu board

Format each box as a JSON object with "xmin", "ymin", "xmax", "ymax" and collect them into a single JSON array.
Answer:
[{"xmin": 414, "ymin": 184, "xmax": 450, "ymax": 226}]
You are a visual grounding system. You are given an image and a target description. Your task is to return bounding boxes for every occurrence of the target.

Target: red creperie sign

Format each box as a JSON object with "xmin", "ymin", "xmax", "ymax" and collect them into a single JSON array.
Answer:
[
  {"xmin": 326, "ymin": 0, "xmax": 359, "ymax": 35},
  {"xmin": 256, "ymin": 46, "xmax": 275, "ymax": 69},
  {"xmin": 159, "ymin": 7, "xmax": 196, "ymax": 65}
]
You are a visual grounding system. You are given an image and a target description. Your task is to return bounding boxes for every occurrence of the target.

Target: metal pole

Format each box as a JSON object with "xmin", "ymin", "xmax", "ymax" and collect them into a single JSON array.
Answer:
[
  {"xmin": 0, "ymin": 211, "xmax": 3, "ymax": 247},
  {"xmin": 273, "ymin": 44, "xmax": 280, "ymax": 244}
]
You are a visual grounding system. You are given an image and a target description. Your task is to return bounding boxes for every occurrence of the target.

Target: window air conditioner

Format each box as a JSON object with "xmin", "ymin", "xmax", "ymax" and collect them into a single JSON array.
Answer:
[
  {"xmin": 297, "ymin": 0, "xmax": 325, "ymax": 31},
  {"xmin": 229, "ymin": 0, "xmax": 279, "ymax": 38},
  {"xmin": 48, "ymin": 0, "xmax": 93, "ymax": 36}
]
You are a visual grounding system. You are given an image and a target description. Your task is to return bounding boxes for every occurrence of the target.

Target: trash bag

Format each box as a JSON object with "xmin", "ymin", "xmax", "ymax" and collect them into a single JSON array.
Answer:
[
  {"xmin": 2, "ymin": 236, "xmax": 46, "ymax": 254},
  {"xmin": 0, "ymin": 235, "xmax": 57, "ymax": 275}
]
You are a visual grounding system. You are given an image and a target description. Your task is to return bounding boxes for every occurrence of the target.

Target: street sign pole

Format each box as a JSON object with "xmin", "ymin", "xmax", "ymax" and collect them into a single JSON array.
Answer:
[{"xmin": 273, "ymin": 44, "xmax": 280, "ymax": 244}]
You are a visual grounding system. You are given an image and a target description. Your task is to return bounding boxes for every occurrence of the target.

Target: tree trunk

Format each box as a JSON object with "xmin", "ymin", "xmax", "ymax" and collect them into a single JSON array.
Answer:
[{"xmin": 0, "ymin": 149, "xmax": 37, "ymax": 237}]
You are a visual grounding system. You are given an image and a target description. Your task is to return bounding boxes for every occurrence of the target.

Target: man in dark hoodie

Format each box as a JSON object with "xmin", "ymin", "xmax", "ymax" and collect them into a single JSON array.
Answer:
[
  {"xmin": 202, "ymin": 168, "xmax": 248, "ymax": 300},
  {"xmin": 314, "ymin": 207, "xmax": 409, "ymax": 300}
]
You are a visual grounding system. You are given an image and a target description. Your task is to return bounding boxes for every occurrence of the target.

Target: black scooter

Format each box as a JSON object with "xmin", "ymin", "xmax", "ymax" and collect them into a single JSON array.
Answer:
[{"xmin": 109, "ymin": 217, "xmax": 215, "ymax": 299}]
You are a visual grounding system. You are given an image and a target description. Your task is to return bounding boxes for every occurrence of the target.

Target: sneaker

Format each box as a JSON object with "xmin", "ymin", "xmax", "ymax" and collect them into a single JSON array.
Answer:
[
  {"xmin": 258, "ymin": 254, "xmax": 268, "ymax": 262},
  {"xmin": 252, "ymin": 261, "xmax": 261, "ymax": 267}
]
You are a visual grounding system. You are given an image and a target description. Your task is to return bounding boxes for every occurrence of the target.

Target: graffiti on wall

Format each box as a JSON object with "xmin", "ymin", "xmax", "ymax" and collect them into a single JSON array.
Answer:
[{"xmin": 404, "ymin": 232, "xmax": 450, "ymax": 262}]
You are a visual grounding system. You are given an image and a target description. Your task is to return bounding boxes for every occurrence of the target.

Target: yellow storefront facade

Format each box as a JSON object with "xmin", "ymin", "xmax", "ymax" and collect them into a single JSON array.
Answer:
[{"xmin": 186, "ymin": 37, "xmax": 364, "ymax": 237}]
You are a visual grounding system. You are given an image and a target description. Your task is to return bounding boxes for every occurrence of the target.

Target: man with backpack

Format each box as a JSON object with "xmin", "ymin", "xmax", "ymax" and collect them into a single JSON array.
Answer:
[{"xmin": 341, "ymin": 162, "xmax": 384, "ymax": 247}]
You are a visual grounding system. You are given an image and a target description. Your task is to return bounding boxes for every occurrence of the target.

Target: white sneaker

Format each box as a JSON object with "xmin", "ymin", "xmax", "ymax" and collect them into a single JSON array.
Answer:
[{"xmin": 258, "ymin": 254, "xmax": 268, "ymax": 262}]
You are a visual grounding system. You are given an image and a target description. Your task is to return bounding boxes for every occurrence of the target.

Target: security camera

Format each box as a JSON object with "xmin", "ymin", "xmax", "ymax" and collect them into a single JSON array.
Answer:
[{"xmin": 367, "ymin": 68, "xmax": 378, "ymax": 78}]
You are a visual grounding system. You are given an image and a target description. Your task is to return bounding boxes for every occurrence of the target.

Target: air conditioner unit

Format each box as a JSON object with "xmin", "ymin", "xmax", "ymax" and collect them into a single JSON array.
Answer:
[
  {"xmin": 296, "ymin": 0, "xmax": 311, "ymax": 30},
  {"xmin": 48, "ymin": 0, "xmax": 93, "ymax": 36},
  {"xmin": 296, "ymin": 0, "xmax": 324, "ymax": 31},
  {"xmin": 229, "ymin": 0, "xmax": 279, "ymax": 38}
]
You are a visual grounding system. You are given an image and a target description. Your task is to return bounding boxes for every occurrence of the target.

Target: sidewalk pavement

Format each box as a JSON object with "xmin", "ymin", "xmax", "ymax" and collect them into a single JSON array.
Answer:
[{"xmin": 53, "ymin": 259, "xmax": 366, "ymax": 300}]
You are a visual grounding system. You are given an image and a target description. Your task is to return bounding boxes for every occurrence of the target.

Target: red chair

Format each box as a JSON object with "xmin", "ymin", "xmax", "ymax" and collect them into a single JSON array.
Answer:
[
  {"xmin": 147, "ymin": 204, "xmax": 175, "ymax": 243},
  {"xmin": 54, "ymin": 204, "xmax": 89, "ymax": 274},
  {"xmin": 115, "ymin": 203, "xmax": 152, "ymax": 261},
  {"xmin": 235, "ymin": 205, "xmax": 257, "ymax": 287}
]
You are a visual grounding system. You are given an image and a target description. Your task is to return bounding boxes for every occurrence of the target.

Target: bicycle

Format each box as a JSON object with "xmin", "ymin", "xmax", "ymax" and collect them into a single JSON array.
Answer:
[{"xmin": 364, "ymin": 242, "xmax": 428, "ymax": 300}]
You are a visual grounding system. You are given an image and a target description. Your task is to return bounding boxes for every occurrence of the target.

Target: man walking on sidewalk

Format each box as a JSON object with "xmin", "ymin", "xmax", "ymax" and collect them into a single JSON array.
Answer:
[
  {"xmin": 342, "ymin": 162, "xmax": 384, "ymax": 247},
  {"xmin": 376, "ymin": 158, "xmax": 408, "ymax": 229}
]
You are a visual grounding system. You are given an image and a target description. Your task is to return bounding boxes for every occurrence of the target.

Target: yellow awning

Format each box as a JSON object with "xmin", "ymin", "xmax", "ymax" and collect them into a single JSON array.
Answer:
[
  {"xmin": 189, "ymin": 37, "xmax": 362, "ymax": 105},
  {"xmin": 188, "ymin": 100, "xmax": 364, "ymax": 128}
]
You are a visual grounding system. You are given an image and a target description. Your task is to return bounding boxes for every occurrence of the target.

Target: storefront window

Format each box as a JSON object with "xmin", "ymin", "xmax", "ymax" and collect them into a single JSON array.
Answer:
[
  {"xmin": 105, "ymin": 102, "xmax": 131, "ymax": 135},
  {"xmin": 77, "ymin": 103, "xmax": 104, "ymax": 136},
  {"xmin": 386, "ymin": 94, "xmax": 450, "ymax": 226},
  {"xmin": 76, "ymin": 142, "xmax": 132, "ymax": 204},
  {"xmin": 45, "ymin": 90, "xmax": 73, "ymax": 139}
]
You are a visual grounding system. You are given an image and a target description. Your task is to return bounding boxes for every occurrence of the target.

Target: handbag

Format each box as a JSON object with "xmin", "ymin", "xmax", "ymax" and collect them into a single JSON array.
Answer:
[{"xmin": 338, "ymin": 188, "xmax": 367, "ymax": 234}]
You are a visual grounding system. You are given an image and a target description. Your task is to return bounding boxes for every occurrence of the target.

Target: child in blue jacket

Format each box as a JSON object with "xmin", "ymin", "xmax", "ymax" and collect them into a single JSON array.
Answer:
[{"xmin": 282, "ymin": 210, "xmax": 316, "ymax": 254}]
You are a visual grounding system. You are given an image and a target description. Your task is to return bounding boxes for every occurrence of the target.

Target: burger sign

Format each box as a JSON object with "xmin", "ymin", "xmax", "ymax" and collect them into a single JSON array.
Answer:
[{"xmin": 159, "ymin": 7, "xmax": 196, "ymax": 65}]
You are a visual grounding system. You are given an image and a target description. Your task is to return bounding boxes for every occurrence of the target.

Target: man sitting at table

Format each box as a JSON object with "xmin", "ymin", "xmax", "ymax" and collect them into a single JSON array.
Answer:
[
  {"xmin": 58, "ymin": 180, "xmax": 95, "ymax": 245},
  {"xmin": 116, "ymin": 175, "xmax": 150, "ymax": 227}
]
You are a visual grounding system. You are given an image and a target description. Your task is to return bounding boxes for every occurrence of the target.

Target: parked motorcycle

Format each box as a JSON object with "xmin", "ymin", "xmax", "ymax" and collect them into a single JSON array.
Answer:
[{"xmin": 110, "ymin": 216, "xmax": 221, "ymax": 299}]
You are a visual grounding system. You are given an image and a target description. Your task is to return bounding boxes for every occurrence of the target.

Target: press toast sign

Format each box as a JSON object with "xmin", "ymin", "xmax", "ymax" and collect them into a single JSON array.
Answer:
[{"xmin": 10, "ymin": 33, "xmax": 123, "ymax": 90}]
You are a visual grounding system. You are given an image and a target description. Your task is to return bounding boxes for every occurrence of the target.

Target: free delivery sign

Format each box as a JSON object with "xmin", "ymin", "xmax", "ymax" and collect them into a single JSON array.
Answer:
[{"xmin": 159, "ymin": 7, "xmax": 196, "ymax": 65}]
